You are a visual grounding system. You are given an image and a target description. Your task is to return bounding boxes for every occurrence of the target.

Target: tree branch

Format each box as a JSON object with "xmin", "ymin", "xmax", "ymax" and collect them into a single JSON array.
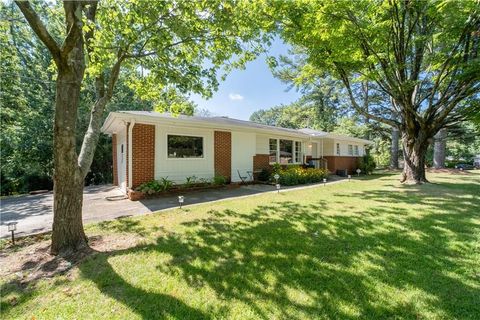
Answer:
[
  {"xmin": 336, "ymin": 66, "xmax": 400, "ymax": 128},
  {"xmin": 14, "ymin": 1, "xmax": 61, "ymax": 66},
  {"xmin": 78, "ymin": 52, "xmax": 125, "ymax": 177}
]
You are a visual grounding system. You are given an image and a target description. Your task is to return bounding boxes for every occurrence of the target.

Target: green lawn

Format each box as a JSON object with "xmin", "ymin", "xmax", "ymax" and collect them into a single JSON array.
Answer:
[{"xmin": 1, "ymin": 172, "xmax": 479, "ymax": 319}]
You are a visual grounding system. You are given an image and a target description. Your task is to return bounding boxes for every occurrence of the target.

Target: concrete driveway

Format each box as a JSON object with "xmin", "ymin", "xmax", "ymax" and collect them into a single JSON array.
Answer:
[
  {"xmin": 1, "ymin": 178, "xmax": 347, "ymax": 238},
  {"xmin": 0, "ymin": 184, "xmax": 277, "ymax": 238}
]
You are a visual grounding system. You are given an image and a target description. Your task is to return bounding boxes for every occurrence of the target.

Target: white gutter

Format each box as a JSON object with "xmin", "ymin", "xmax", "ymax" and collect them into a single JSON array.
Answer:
[
  {"xmin": 127, "ymin": 119, "xmax": 135, "ymax": 189},
  {"xmin": 104, "ymin": 112, "xmax": 308, "ymax": 139}
]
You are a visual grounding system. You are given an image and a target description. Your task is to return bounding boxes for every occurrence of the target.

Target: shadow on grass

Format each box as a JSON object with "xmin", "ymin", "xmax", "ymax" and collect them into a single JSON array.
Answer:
[
  {"xmin": 3, "ymin": 177, "xmax": 479, "ymax": 319},
  {"xmin": 79, "ymin": 250, "xmax": 210, "ymax": 319}
]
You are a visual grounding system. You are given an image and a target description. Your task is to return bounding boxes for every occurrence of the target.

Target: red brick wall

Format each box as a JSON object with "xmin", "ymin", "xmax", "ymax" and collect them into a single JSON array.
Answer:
[
  {"xmin": 214, "ymin": 131, "xmax": 231, "ymax": 181},
  {"xmin": 126, "ymin": 124, "xmax": 129, "ymax": 188},
  {"xmin": 112, "ymin": 134, "xmax": 118, "ymax": 186},
  {"xmin": 131, "ymin": 124, "xmax": 155, "ymax": 188},
  {"xmin": 253, "ymin": 154, "xmax": 270, "ymax": 171},
  {"xmin": 324, "ymin": 156, "xmax": 359, "ymax": 174}
]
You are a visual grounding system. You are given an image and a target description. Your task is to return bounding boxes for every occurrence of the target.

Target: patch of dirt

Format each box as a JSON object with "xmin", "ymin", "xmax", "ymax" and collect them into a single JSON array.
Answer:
[
  {"xmin": 0, "ymin": 233, "xmax": 142, "ymax": 284},
  {"xmin": 426, "ymin": 168, "xmax": 473, "ymax": 174}
]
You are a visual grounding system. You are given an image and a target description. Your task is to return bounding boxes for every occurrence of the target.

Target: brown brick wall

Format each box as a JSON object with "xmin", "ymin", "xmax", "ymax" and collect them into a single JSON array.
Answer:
[
  {"xmin": 214, "ymin": 131, "xmax": 231, "ymax": 181},
  {"xmin": 253, "ymin": 154, "xmax": 270, "ymax": 171},
  {"xmin": 112, "ymin": 134, "xmax": 118, "ymax": 186},
  {"xmin": 324, "ymin": 156, "xmax": 360, "ymax": 174},
  {"xmin": 131, "ymin": 124, "xmax": 155, "ymax": 188}
]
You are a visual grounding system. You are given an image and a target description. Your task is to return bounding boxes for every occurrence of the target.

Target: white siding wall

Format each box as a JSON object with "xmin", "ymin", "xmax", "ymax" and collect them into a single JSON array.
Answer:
[
  {"xmin": 333, "ymin": 140, "xmax": 365, "ymax": 157},
  {"xmin": 309, "ymin": 139, "xmax": 366, "ymax": 157},
  {"xmin": 306, "ymin": 142, "xmax": 314, "ymax": 157},
  {"xmin": 116, "ymin": 128, "xmax": 127, "ymax": 193},
  {"xmin": 255, "ymin": 134, "xmax": 270, "ymax": 154},
  {"xmin": 154, "ymin": 125, "xmax": 215, "ymax": 183},
  {"xmin": 322, "ymin": 139, "xmax": 335, "ymax": 156},
  {"xmin": 231, "ymin": 131, "xmax": 256, "ymax": 182}
]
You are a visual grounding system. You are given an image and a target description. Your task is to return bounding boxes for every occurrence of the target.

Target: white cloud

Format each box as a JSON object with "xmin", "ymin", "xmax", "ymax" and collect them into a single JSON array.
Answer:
[{"xmin": 228, "ymin": 93, "xmax": 244, "ymax": 101}]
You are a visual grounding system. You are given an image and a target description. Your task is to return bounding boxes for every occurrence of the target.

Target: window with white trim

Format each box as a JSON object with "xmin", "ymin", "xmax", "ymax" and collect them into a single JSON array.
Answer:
[
  {"xmin": 336, "ymin": 143, "xmax": 340, "ymax": 155},
  {"xmin": 167, "ymin": 135, "xmax": 203, "ymax": 158},
  {"xmin": 354, "ymin": 145, "xmax": 359, "ymax": 156},
  {"xmin": 279, "ymin": 139, "xmax": 293, "ymax": 164},
  {"xmin": 348, "ymin": 144, "xmax": 353, "ymax": 155},
  {"xmin": 295, "ymin": 141, "xmax": 301, "ymax": 163},
  {"xmin": 269, "ymin": 139, "xmax": 277, "ymax": 163},
  {"xmin": 269, "ymin": 138, "xmax": 302, "ymax": 164}
]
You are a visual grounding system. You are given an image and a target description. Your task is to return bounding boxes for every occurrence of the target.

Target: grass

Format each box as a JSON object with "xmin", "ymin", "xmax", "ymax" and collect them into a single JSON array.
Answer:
[{"xmin": 1, "ymin": 172, "xmax": 479, "ymax": 319}]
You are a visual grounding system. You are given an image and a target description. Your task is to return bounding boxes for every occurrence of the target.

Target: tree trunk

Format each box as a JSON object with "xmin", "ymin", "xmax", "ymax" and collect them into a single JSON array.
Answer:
[
  {"xmin": 390, "ymin": 125, "xmax": 400, "ymax": 169},
  {"xmin": 400, "ymin": 132, "xmax": 430, "ymax": 184},
  {"xmin": 433, "ymin": 128, "xmax": 447, "ymax": 169},
  {"xmin": 16, "ymin": 0, "xmax": 94, "ymax": 255},
  {"xmin": 50, "ymin": 68, "xmax": 88, "ymax": 255}
]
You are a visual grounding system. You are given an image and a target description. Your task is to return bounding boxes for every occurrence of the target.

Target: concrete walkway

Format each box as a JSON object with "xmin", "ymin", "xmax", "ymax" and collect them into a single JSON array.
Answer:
[{"xmin": 0, "ymin": 178, "xmax": 346, "ymax": 238}]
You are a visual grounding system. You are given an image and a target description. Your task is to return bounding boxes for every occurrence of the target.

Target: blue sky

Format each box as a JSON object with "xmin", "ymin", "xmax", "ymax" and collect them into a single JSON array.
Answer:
[{"xmin": 190, "ymin": 39, "xmax": 301, "ymax": 120}]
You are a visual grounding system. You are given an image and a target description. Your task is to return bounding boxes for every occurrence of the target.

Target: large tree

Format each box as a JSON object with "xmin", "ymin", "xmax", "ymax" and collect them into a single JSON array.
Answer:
[
  {"xmin": 268, "ymin": 0, "xmax": 480, "ymax": 183},
  {"xmin": 14, "ymin": 0, "xmax": 265, "ymax": 254}
]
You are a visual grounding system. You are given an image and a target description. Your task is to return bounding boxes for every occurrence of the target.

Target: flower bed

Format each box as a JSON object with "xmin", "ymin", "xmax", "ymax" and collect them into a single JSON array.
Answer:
[
  {"xmin": 272, "ymin": 165, "xmax": 329, "ymax": 186},
  {"xmin": 128, "ymin": 175, "xmax": 232, "ymax": 201}
]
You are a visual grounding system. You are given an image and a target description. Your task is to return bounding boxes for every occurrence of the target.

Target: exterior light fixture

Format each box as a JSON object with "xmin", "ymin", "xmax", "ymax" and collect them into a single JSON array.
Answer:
[
  {"xmin": 274, "ymin": 174, "xmax": 281, "ymax": 193},
  {"xmin": 178, "ymin": 196, "xmax": 184, "ymax": 209},
  {"xmin": 7, "ymin": 222, "xmax": 18, "ymax": 245},
  {"xmin": 356, "ymin": 168, "xmax": 361, "ymax": 176},
  {"xmin": 348, "ymin": 174, "xmax": 352, "ymax": 181},
  {"xmin": 323, "ymin": 178, "xmax": 327, "ymax": 186}
]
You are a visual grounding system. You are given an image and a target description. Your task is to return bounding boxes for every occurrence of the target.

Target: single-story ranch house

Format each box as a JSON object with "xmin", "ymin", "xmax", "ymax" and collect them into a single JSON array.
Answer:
[{"xmin": 101, "ymin": 111, "xmax": 373, "ymax": 193}]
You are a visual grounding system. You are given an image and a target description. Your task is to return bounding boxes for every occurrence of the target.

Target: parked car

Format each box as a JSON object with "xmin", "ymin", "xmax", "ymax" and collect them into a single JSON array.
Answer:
[{"xmin": 455, "ymin": 163, "xmax": 475, "ymax": 170}]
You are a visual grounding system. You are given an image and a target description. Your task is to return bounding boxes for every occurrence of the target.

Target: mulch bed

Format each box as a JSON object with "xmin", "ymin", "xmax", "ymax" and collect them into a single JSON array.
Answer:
[
  {"xmin": 0, "ymin": 233, "xmax": 142, "ymax": 285},
  {"xmin": 426, "ymin": 168, "xmax": 473, "ymax": 174}
]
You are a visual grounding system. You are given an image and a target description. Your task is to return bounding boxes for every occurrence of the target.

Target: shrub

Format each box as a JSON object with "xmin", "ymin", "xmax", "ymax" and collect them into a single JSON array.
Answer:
[
  {"xmin": 183, "ymin": 175, "xmax": 198, "ymax": 188},
  {"xmin": 273, "ymin": 167, "xmax": 329, "ymax": 186},
  {"xmin": 358, "ymin": 154, "xmax": 376, "ymax": 174},
  {"xmin": 158, "ymin": 177, "xmax": 174, "ymax": 191},
  {"xmin": 136, "ymin": 180, "xmax": 162, "ymax": 194},
  {"xmin": 136, "ymin": 177, "xmax": 174, "ymax": 194},
  {"xmin": 271, "ymin": 162, "xmax": 281, "ymax": 174},
  {"xmin": 212, "ymin": 175, "xmax": 227, "ymax": 185},
  {"xmin": 198, "ymin": 177, "xmax": 210, "ymax": 185},
  {"xmin": 257, "ymin": 168, "xmax": 271, "ymax": 182}
]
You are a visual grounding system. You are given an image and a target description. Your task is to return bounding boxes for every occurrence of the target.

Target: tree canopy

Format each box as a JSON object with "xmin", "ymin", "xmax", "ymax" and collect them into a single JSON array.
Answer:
[
  {"xmin": 10, "ymin": 0, "xmax": 269, "ymax": 254},
  {"xmin": 265, "ymin": 0, "xmax": 480, "ymax": 183}
]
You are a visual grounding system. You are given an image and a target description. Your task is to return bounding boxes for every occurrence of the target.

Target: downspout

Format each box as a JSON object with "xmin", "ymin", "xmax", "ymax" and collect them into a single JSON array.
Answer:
[{"xmin": 128, "ymin": 119, "xmax": 135, "ymax": 189}]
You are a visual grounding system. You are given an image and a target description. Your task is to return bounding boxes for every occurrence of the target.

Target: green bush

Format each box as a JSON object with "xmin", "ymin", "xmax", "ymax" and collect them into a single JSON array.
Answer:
[
  {"xmin": 136, "ymin": 180, "xmax": 161, "ymax": 194},
  {"xmin": 136, "ymin": 177, "xmax": 174, "ymax": 194},
  {"xmin": 274, "ymin": 167, "xmax": 329, "ymax": 186},
  {"xmin": 357, "ymin": 154, "xmax": 376, "ymax": 174},
  {"xmin": 212, "ymin": 175, "xmax": 227, "ymax": 186},
  {"xmin": 183, "ymin": 175, "xmax": 198, "ymax": 188},
  {"xmin": 257, "ymin": 168, "xmax": 271, "ymax": 182},
  {"xmin": 271, "ymin": 162, "xmax": 281, "ymax": 174}
]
